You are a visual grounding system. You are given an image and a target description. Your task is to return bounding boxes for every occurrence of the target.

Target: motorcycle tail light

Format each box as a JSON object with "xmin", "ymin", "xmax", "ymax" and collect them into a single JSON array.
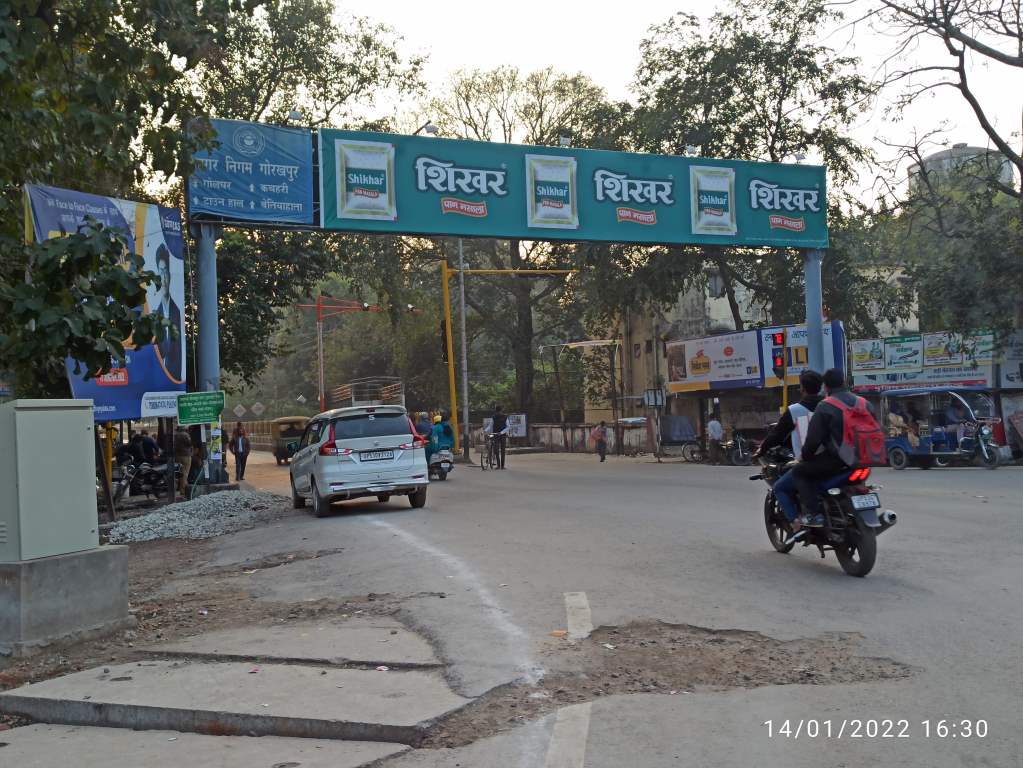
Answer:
[{"xmin": 848, "ymin": 468, "xmax": 871, "ymax": 482}]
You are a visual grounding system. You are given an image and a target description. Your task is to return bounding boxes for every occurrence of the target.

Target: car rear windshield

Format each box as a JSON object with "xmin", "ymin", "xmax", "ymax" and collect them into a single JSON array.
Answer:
[{"xmin": 331, "ymin": 413, "xmax": 410, "ymax": 439}]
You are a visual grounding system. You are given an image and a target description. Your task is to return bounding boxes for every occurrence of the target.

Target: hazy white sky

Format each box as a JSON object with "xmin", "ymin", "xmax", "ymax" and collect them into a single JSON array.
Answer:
[{"xmin": 362, "ymin": 0, "xmax": 1020, "ymax": 193}]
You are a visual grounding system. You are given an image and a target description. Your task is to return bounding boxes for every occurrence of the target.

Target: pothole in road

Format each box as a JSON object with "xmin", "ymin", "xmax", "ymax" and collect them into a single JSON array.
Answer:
[{"xmin": 421, "ymin": 620, "xmax": 913, "ymax": 749}]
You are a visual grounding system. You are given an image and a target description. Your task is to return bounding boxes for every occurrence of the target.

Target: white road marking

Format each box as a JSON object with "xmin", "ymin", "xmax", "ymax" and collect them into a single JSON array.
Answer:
[
  {"xmin": 367, "ymin": 517, "xmax": 544, "ymax": 685},
  {"xmin": 544, "ymin": 703, "xmax": 593, "ymax": 768},
  {"xmin": 563, "ymin": 592, "xmax": 593, "ymax": 640}
]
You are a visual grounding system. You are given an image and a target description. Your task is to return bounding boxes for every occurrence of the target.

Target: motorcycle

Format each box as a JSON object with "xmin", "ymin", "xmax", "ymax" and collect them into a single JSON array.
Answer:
[
  {"xmin": 750, "ymin": 447, "xmax": 898, "ymax": 577},
  {"xmin": 429, "ymin": 448, "xmax": 454, "ymax": 481},
  {"xmin": 113, "ymin": 460, "xmax": 180, "ymax": 500},
  {"xmin": 724, "ymin": 432, "xmax": 754, "ymax": 466}
]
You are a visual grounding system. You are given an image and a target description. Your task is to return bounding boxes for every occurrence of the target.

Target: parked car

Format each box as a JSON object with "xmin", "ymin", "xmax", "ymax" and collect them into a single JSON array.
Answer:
[{"xmin": 288, "ymin": 405, "xmax": 429, "ymax": 517}]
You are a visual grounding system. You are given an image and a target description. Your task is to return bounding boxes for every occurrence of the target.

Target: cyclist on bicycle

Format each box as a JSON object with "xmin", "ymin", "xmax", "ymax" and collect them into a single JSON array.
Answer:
[{"xmin": 490, "ymin": 404, "xmax": 509, "ymax": 469}]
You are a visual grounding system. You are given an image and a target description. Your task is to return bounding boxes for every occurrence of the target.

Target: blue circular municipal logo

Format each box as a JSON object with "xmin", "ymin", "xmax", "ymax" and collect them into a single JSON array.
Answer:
[{"xmin": 232, "ymin": 126, "xmax": 265, "ymax": 157}]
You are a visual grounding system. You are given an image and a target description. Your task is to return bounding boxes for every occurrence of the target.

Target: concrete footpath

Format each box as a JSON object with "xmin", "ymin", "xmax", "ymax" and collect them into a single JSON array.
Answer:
[{"xmin": 0, "ymin": 616, "xmax": 470, "ymax": 763}]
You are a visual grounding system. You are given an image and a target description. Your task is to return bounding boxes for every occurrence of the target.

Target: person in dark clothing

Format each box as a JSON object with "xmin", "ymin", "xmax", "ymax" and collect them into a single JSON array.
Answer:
[
  {"xmin": 755, "ymin": 370, "xmax": 825, "ymax": 526},
  {"xmin": 490, "ymin": 404, "xmax": 508, "ymax": 469},
  {"xmin": 139, "ymin": 430, "xmax": 161, "ymax": 463},
  {"xmin": 229, "ymin": 422, "xmax": 251, "ymax": 481},
  {"xmin": 792, "ymin": 368, "xmax": 858, "ymax": 526}
]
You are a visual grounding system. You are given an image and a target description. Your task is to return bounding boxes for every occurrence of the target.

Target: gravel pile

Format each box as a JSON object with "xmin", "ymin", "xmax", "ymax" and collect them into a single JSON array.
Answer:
[{"xmin": 107, "ymin": 491, "xmax": 285, "ymax": 543}]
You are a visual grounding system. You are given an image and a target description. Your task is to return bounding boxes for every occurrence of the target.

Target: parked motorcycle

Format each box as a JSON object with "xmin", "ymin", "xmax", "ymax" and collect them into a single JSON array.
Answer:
[
  {"xmin": 750, "ymin": 447, "xmax": 898, "ymax": 577},
  {"xmin": 429, "ymin": 449, "xmax": 454, "ymax": 481},
  {"xmin": 724, "ymin": 432, "xmax": 754, "ymax": 466},
  {"xmin": 113, "ymin": 461, "xmax": 180, "ymax": 501}
]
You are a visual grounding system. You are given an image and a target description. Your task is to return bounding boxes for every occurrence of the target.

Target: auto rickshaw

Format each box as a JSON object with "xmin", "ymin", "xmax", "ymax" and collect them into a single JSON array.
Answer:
[
  {"xmin": 271, "ymin": 416, "xmax": 309, "ymax": 465},
  {"xmin": 874, "ymin": 387, "xmax": 1003, "ymax": 469}
]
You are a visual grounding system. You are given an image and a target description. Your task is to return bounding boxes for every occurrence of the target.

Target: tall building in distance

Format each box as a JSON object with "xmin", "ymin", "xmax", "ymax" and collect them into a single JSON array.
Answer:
[{"xmin": 908, "ymin": 143, "xmax": 1017, "ymax": 193}]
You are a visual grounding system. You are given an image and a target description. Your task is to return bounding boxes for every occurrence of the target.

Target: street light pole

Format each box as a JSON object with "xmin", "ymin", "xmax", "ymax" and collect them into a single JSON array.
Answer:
[{"xmin": 458, "ymin": 239, "xmax": 470, "ymax": 460}]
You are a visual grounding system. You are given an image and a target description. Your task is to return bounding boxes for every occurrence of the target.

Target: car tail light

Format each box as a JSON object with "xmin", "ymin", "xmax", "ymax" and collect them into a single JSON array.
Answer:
[
  {"xmin": 399, "ymin": 436, "xmax": 427, "ymax": 451},
  {"xmin": 848, "ymin": 467, "xmax": 871, "ymax": 482},
  {"xmin": 319, "ymin": 424, "xmax": 338, "ymax": 456}
]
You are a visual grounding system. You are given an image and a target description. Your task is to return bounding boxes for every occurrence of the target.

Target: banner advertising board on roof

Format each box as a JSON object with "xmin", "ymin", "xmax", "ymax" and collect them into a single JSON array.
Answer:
[
  {"xmin": 319, "ymin": 129, "xmax": 828, "ymax": 248},
  {"xmin": 24, "ymin": 184, "xmax": 186, "ymax": 422},
  {"xmin": 190, "ymin": 118, "xmax": 314, "ymax": 225},
  {"xmin": 666, "ymin": 331, "xmax": 762, "ymax": 393}
]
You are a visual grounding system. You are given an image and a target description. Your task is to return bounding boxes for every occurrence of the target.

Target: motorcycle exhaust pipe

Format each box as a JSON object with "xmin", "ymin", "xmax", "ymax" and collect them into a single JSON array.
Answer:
[{"xmin": 878, "ymin": 509, "xmax": 898, "ymax": 533}]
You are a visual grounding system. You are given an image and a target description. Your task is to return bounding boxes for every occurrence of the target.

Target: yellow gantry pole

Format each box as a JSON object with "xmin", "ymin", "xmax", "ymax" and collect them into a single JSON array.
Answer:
[{"xmin": 440, "ymin": 260, "xmax": 460, "ymax": 454}]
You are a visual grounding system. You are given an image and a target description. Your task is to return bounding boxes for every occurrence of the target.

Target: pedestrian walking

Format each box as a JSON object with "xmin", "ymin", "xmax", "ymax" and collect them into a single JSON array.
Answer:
[
  {"xmin": 173, "ymin": 426, "xmax": 192, "ymax": 496},
  {"xmin": 229, "ymin": 422, "xmax": 251, "ymax": 482},
  {"xmin": 707, "ymin": 414, "xmax": 724, "ymax": 465},
  {"xmin": 590, "ymin": 421, "xmax": 609, "ymax": 462}
]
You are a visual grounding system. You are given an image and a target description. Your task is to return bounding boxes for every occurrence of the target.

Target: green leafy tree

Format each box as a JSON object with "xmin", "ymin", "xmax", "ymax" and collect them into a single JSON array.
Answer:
[
  {"xmin": 0, "ymin": 220, "xmax": 172, "ymax": 396},
  {"xmin": 428, "ymin": 67, "xmax": 615, "ymax": 414},
  {"xmin": 188, "ymin": 0, "xmax": 424, "ymax": 385},
  {"xmin": 625, "ymin": 0, "xmax": 881, "ymax": 331}
]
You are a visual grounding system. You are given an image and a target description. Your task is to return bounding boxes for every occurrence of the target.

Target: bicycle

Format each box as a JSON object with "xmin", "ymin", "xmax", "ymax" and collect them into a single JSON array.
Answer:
[{"xmin": 480, "ymin": 433, "xmax": 499, "ymax": 470}]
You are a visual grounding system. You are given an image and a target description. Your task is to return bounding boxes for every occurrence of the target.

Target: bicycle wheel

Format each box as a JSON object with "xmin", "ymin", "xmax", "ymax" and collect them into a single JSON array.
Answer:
[
  {"xmin": 682, "ymin": 442, "xmax": 704, "ymax": 463},
  {"xmin": 486, "ymin": 444, "xmax": 497, "ymax": 470}
]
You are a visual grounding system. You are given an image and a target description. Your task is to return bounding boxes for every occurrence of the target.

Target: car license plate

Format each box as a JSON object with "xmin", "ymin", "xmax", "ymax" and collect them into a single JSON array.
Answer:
[
  {"xmin": 851, "ymin": 493, "xmax": 880, "ymax": 510},
  {"xmin": 360, "ymin": 450, "xmax": 394, "ymax": 462}
]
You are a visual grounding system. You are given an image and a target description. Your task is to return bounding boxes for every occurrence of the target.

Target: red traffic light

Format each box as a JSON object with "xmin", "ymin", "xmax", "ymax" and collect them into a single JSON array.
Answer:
[{"xmin": 770, "ymin": 332, "xmax": 784, "ymax": 345}]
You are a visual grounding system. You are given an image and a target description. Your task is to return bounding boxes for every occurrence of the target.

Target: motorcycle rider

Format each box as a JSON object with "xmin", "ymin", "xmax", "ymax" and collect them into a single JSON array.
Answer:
[
  {"xmin": 793, "ymin": 367, "xmax": 860, "ymax": 527},
  {"xmin": 429, "ymin": 413, "xmax": 455, "ymax": 462},
  {"xmin": 754, "ymin": 369, "xmax": 825, "ymax": 527}
]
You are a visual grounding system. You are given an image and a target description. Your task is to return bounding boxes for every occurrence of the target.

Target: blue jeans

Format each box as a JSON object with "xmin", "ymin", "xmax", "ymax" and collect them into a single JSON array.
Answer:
[{"xmin": 773, "ymin": 468, "xmax": 799, "ymax": 522}]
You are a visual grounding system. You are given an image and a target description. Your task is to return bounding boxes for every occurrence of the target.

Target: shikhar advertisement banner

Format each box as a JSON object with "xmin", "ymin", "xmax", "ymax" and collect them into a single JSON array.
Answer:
[
  {"xmin": 190, "ymin": 118, "xmax": 315, "ymax": 225},
  {"xmin": 666, "ymin": 331, "xmax": 763, "ymax": 393},
  {"xmin": 318, "ymin": 129, "xmax": 828, "ymax": 248},
  {"xmin": 24, "ymin": 184, "xmax": 186, "ymax": 421}
]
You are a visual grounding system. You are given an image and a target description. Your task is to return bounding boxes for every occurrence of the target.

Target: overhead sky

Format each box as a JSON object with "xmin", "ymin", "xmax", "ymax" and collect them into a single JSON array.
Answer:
[{"xmin": 362, "ymin": 1, "xmax": 1019, "ymax": 196}]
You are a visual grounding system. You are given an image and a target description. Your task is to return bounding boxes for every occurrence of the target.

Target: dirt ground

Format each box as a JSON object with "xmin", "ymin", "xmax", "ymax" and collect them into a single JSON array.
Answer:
[{"xmin": 1, "ymin": 501, "xmax": 914, "ymax": 750}]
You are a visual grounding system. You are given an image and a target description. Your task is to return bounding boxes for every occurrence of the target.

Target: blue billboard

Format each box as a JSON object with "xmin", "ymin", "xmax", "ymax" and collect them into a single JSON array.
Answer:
[
  {"xmin": 190, "ymin": 118, "xmax": 314, "ymax": 225},
  {"xmin": 24, "ymin": 184, "xmax": 187, "ymax": 422}
]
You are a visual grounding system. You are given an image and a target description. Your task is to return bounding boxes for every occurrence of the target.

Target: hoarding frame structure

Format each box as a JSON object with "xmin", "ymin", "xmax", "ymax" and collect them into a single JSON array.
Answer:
[{"xmin": 185, "ymin": 120, "xmax": 833, "ymax": 421}]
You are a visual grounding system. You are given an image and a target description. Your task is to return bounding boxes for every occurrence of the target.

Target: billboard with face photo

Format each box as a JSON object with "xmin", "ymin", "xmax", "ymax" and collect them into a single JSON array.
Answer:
[{"xmin": 24, "ymin": 184, "xmax": 186, "ymax": 421}]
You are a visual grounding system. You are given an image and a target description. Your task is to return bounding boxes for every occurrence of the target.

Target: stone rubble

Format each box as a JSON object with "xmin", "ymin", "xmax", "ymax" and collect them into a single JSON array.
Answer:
[{"xmin": 107, "ymin": 491, "xmax": 285, "ymax": 543}]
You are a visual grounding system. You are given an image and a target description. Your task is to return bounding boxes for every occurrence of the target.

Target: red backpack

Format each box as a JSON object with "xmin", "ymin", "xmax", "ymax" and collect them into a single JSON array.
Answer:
[{"xmin": 824, "ymin": 395, "xmax": 887, "ymax": 467}]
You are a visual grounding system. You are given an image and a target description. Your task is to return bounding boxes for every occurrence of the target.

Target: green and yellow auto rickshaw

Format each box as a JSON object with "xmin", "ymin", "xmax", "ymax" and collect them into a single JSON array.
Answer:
[{"xmin": 271, "ymin": 416, "xmax": 309, "ymax": 465}]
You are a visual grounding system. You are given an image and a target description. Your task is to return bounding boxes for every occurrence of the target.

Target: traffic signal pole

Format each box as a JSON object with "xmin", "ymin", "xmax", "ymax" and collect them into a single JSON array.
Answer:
[
  {"xmin": 781, "ymin": 326, "xmax": 789, "ymax": 410},
  {"xmin": 440, "ymin": 260, "xmax": 461, "ymax": 454}
]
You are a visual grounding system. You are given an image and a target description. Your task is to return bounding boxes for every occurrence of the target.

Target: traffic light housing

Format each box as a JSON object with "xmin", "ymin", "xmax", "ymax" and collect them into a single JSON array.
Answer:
[{"xmin": 770, "ymin": 331, "xmax": 786, "ymax": 379}]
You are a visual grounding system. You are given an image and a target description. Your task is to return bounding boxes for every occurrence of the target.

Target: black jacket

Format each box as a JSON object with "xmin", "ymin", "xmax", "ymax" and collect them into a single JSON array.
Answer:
[
  {"xmin": 801, "ymin": 388, "xmax": 861, "ymax": 463},
  {"xmin": 491, "ymin": 412, "xmax": 508, "ymax": 433},
  {"xmin": 759, "ymin": 394, "xmax": 824, "ymax": 454}
]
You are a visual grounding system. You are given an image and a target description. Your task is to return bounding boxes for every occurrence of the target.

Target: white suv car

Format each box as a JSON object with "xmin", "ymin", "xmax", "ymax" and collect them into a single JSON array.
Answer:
[{"xmin": 289, "ymin": 405, "xmax": 429, "ymax": 517}]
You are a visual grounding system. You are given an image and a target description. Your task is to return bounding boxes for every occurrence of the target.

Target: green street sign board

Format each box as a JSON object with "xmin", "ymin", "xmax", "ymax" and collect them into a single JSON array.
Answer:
[
  {"xmin": 177, "ymin": 390, "xmax": 226, "ymax": 425},
  {"xmin": 319, "ymin": 130, "xmax": 828, "ymax": 248}
]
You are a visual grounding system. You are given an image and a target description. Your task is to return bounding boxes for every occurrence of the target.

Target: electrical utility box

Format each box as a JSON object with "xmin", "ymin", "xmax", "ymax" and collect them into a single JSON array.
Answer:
[{"xmin": 0, "ymin": 399, "xmax": 99, "ymax": 562}]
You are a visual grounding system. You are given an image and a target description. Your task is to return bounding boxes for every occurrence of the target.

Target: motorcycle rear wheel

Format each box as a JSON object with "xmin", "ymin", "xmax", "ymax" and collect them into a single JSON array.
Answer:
[
  {"xmin": 835, "ymin": 514, "xmax": 877, "ymax": 577},
  {"xmin": 682, "ymin": 442, "xmax": 704, "ymax": 463},
  {"xmin": 764, "ymin": 494, "xmax": 795, "ymax": 553}
]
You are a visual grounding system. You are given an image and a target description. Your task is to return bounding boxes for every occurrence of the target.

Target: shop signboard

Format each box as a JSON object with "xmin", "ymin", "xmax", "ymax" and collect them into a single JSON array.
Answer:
[
  {"xmin": 319, "ymin": 129, "xmax": 828, "ymax": 248},
  {"xmin": 758, "ymin": 321, "xmax": 844, "ymax": 387},
  {"xmin": 24, "ymin": 184, "xmax": 186, "ymax": 422},
  {"xmin": 190, "ymin": 119, "xmax": 314, "ymax": 225},
  {"xmin": 853, "ymin": 364, "xmax": 994, "ymax": 392},
  {"xmin": 666, "ymin": 331, "xmax": 762, "ymax": 393}
]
